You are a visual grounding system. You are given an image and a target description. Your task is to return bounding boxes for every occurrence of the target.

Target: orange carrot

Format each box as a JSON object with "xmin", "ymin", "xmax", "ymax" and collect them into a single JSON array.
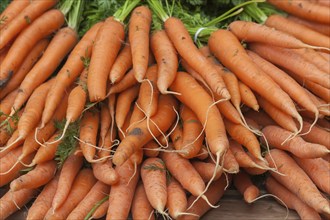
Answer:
[
  {"xmin": 293, "ymin": 48, "xmax": 330, "ymax": 73},
  {"xmin": 109, "ymin": 69, "xmax": 138, "ymax": 94},
  {"xmin": 99, "ymin": 103, "xmax": 111, "ymax": 147},
  {"xmin": 131, "ymin": 182, "xmax": 155, "ymax": 220},
  {"xmin": 0, "ymin": 0, "xmax": 30, "ymax": 29},
  {"xmin": 223, "ymin": 148, "xmax": 240, "ymax": 174},
  {"xmin": 90, "ymin": 199, "xmax": 109, "ymax": 220},
  {"xmin": 300, "ymin": 121, "xmax": 330, "ymax": 149},
  {"xmin": 287, "ymin": 15, "xmax": 330, "ymax": 36},
  {"xmin": 0, "ymin": 109, "xmax": 22, "ymax": 149},
  {"xmin": 192, "ymin": 161, "xmax": 222, "ymax": 183},
  {"xmin": 0, "ymin": 89, "xmax": 18, "ymax": 120},
  {"xmin": 244, "ymin": 109, "xmax": 276, "ymax": 128},
  {"xmin": 129, "ymin": 6, "xmax": 152, "ymax": 82},
  {"xmin": 233, "ymin": 170, "xmax": 260, "ymax": 203},
  {"xmin": 237, "ymin": 81, "xmax": 259, "ymax": 111},
  {"xmin": 265, "ymin": 149, "xmax": 330, "ymax": 215},
  {"xmin": 92, "ymin": 159, "xmax": 119, "ymax": 185},
  {"xmin": 0, "ymin": 9, "xmax": 64, "ymax": 87},
  {"xmin": 215, "ymin": 97, "xmax": 244, "ymax": 124},
  {"xmin": 166, "ymin": 178, "xmax": 189, "ymax": 219},
  {"xmin": 0, "ymin": 0, "xmax": 58, "ymax": 49},
  {"xmin": 109, "ymin": 42, "xmax": 132, "ymax": 83}
]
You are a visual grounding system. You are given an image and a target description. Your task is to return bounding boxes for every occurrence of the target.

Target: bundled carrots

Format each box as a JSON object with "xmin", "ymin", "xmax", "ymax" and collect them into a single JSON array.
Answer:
[{"xmin": 0, "ymin": 0, "xmax": 329, "ymax": 219}]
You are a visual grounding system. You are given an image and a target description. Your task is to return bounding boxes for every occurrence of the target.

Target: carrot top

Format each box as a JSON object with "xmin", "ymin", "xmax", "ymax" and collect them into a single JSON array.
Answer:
[{"xmin": 58, "ymin": 0, "xmax": 85, "ymax": 31}]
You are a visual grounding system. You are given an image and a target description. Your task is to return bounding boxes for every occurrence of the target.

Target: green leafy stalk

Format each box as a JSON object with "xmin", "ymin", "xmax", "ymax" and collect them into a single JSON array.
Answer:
[
  {"xmin": 0, "ymin": 110, "xmax": 20, "ymax": 135},
  {"xmin": 113, "ymin": 0, "xmax": 141, "ymax": 23},
  {"xmin": 84, "ymin": 196, "xmax": 109, "ymax": 220},
  {"xmin": 58, "ymin": 0, "xmax": 85, "ymax": 31},
  {"xmin": 0, "ymin": 0, "xmax": 10, "ymax": 14},
  {"xmin": 147, "ymin": 0, "xmax": 170, "ymax": 22}
]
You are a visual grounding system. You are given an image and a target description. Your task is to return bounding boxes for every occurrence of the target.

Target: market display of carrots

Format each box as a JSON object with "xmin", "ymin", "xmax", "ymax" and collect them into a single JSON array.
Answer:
[{"xmin": 0, "ymin": 0, "xmax": 329, "ymax": 219}]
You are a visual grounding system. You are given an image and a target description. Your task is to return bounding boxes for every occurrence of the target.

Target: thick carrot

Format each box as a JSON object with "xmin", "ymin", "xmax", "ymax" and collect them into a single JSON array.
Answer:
[
  {"xmin": 113, "ymin": 94, "xmax": 178, "ymax": 166},
  {"xmin": 293, "ymin": 156, "xmax": 330, "ymax": 195},
  {"xmin": 0, "ymin": 188, "xmax": 37, "ymax": 220},
  {"xmin": 287, "ymin": 15, "xmax": 330, "ymax": 36},
  {"xmin": 90, "ymin": 199, "xmax": 109, "ymax": 220},
  {"xmin": 88, "ymin": 17, "xmax": 124, "ymax": 102},
  {"xmin": 192, "ymin": 161, "xmax": 222, "ymax": 183},
  {"xmin": 44, "ymin": 168, "xmax": 97, "ymax": 220},
  {"xmin": 109, "ymin": 69, "xmax": 138, "ymax": 94},
  {"xmin": 237, "ymin": 81, "xmax": 259, "ymax": 111},
  {"xmin": 143, "ymin": 139, "xmax": 161, "ymax": 158},
  {"xmin": 208, "ymin": 29, "xmax": 302, "ymax": 124},
  {"xmin": 265, "ymin": 149, "xmax": 330, "ymax": 215},
  {"xmin": 52, "ymin": 153, "xmax": 83, "ymax": 210},
  {"xmin": 92, "ymin": 159, "xmax": 119, "ymax": 185},
  {"xmin": 262, "ymin": 125, "xmax": 330, "ymax": 159},
  {"xmin": 0, "ymin": 0, "xmax": 58, "ymax": 49},
  {"xmin": 293, "ymin": 48, "xmax": 330, "ymax": 73},
  {"xmin": 267, "ymin": 0, "xmax": 330, "ymax": 24},
  {"xmin": 109, "ymin": 42, "xmax": 132, "ymax": 83},
  {"xmin": 0, "ymin": 9, "xmax": 64, "ymax": 87},
  {"xmin": 265, "ymin": 14, "xmax": 330, "ymax": 49},
  {"xmin": 41, "ymin": 22, "xmax": 102, "ymax": 127},
  {"xmin": 131, "ymin": 182, "xmax": 155, "ymax": 220},
  {"xmin": 166, "ymin": 178, "xmax": 188, "ymax": 219},
  {"xmin": 151, "ymin": 29, "xmax": 178, "ymax": 94},
  {"xmin": 106, "ymin": 159, "xmax": 140, "ymax": 220},
  {"xmin": 233, "ymin": 170, "xmax": 260, "ymax": 203},
  {"xmin": 300, "ymin": 121, "xmax": 330, "ymax": 149},
  {"xmin": 0, "ymin": 38, "xmax": 49, "ymax": 99},
  {"xmin": 129, "ymin": 6, "xmax": 152, "ymax": 82},
  {"xmin": 26, "ymin": 174, "xmax": 59, "ymax": 220},
  {"xmin": 265, "ymin": 176, "xmax": 321, "ymax": 220},
  {"xmin": 0, "ymin": 0, "xmax": 30, "ymax": 29},
  {"xmin": 67, "ymin": 181, "xmax": 110, "ymax": 220}
]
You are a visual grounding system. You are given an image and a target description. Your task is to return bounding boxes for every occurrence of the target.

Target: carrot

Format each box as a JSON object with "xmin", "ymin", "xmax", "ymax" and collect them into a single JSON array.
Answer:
[
  {"xmin": 129, "ymin": 149, "xmax": 144, "ymax": 185},
  {"xmin": 0, "ymin": 89, "xmax": 18, "ymax": 121},
  {"xmin": 92, "ymin": 159, "xmax": 119, "ymax": 185},
  {"xmin": 166, "ymin": 178, "xmax": 189, "ymax": 219},
  {"xmin": 0, "ymin": 0, "xmax": 30, "ymax": 29},
  {"xmin": 113, "ymin": 94, "xmax": 178, "ymax": 166},
  {"xmin": 0, "ymin": 109, "xmax": 22, "ymax": 149},
  {"xmin": 0, "ymin": 188, "xmax": 37, "ymax": 220},
  {"xmin": 244, "ymin": 109, "xmax": 276, "ymax": 128},
  {"xmin": 237, "ymin": 81, "xmax": 259, "ymax": 111},
  {"xmin": 106, "ymin": 159, "xmax": 140, "ymax": 220},
  {"xmin": 97, "ymin": 128, "xmax": 117, "ymax": 160},
  {"xmin": 89, "ymin": 199, "xmax": 109, "ymax": 220},
  {"xmin": 67, "ymin": 181, "xmax": 110, "ymax": 220},
  {"xmin": 265, "ymin": 149, "xmax": 330, "ymax": 215},
  {"xmin": 151, "ymin": 29, "xmax": 178, "ymax": 94},
  {"xmin": 109, "ymin": 42, "xmax": 132, "ymax": 84},
  {"xmin": 267, "ymin": 0, "xmax": 330, "ymax": 24},
  {"xmin": 143, "ymin": 139, "xmax": 161, "ymax": 158},
  {"xmin": 265, "ymin": 176, "xmax": 322, "ymax": 220},
  {"xmin": 26, "ymin": 174, "xmax": 59, "ymax": 220},
  {"xmin": 178, "ymin": 174, "xmax": 229, "ymax": 220},
  {"xmin": 109, "ymin": 69, "xmax": 138, "ymax": 95},
  {"xmin": 131, "ymin": 182, "xmax": 155, "ymax": 220},
  {"xmin": 192, "ymin": 161, "xmax": 222, "ymax": 183},
  {"xmin": 45, "ymin": 168, "xmax": 97, "ymax": 220},
  {"xmin": 265, "ymin": 14, "xmax": 330, "ymax": 49},
  {"xmin": 88, "ymin": 18, "xmax": 124, "ymax": 102},
  {"xmin": 196, "ymin": 146, "xmax": 210, "ymax": 160},
  {"xmin": 233, "ymin": 170, "xmax": 260, "ymax": 203},
  {"xmin": 223, "ymin": 148, "xmax": 240, "ymax": 174},
  {"xmin": 41, "ymin": 22, "xmax": 102, "ymax": 127},
  {"xmin": 300, "ymin": 121, "xmax": 330, "ymax": 149},
  {"xmin": 293, "ymin": 156, "xmax": 330, "ymax": 195},
  {"xmin": 118, "ymin": 107, "xmax": 133, "ymax": 141},
  {"xmin": 223, "ymin": 118, "xmax": 263, "ymax": 161},
  {"xmin": 293, "ymin": 48, "xmax": 330, "ymax": 73},
  {"xmin": 0, "ymin": 38, "xmax": 49, "ymax": 99},
  {"xmin": 170, "ymin": 71, "xmax": 229, "ymax": 163},
  {"xmin": 129, "ymin": 5, "xmax": 152, "ymax": 82},
  {"xmin": 52, "ymin": 153, "xmax": 83, "ymax": 210},
  {"xmin": 262, "ymin": 125, "xmax": 330, "ymax": 158},
  {"xmin": 99, "ymin": 103, "xmax": 111, "ymax": 148},
  {"xmin": 0, "ymin": 9, "xmax": 65, "ymax": 87},
  {"xmin": 0, "ymin": 0, "xmax": 58, "ymax": 49},
  {"xmin": 215, "ymin": 96, "xmax": 245, "ymax": 124},
  {"xmin": 229, "ymin": 20, "xmax": 327, "ymax": 50}
]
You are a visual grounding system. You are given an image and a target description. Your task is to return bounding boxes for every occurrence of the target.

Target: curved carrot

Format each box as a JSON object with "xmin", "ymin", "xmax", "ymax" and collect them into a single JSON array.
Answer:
[
  {"xmin": 99, "ymin": 103, "xmax": 111, "ymax": 148},
  {"xmin": 0, "ymin": 9, "xmax": 65, "ymax": 87},
  {"xmin": 109, "ymin": 69, "xmax": 138, "ymax": 94},
  {"xmin": 131, "ymin": 182, "xmax": 155, "ymax": 220},
  {"xmin": 192, "ymin": 161, "xmax": 222, "ymax": 183},
  {"xmin": 109, "ymin": 42, "xmax": 132, "ymax": 84},
  {"xmin": 223, "ymin": 148, "xmax": 240, "ymax": 174},
  {"xmin": 233, "ymin": 170, "xmax": 260, "ymax": 203},
  {"xmin": 92, "ymin": 159, "xmax": 119, "ymax": 185},
  {"xmin": 0, "ymin": 0, "xmax": 30, "ymax": 29}
]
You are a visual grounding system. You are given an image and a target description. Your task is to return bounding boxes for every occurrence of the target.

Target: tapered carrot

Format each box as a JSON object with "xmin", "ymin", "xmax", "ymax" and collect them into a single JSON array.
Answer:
[
  {"xmin": 166, "ymin": 178, "xmax": 190, "ymax": 219},
  {"xmin": 0, "ymin": 0, "xmax": 58, "ymax": 49},
  {"xmin": 26, "ymin": 174, "xmax": 59, "ymax": 220},
  {"xmin": 0, "ymin": 38, "xmax": 49, "ymax": 99},
  {"xmin": 261, "ymin": 125, "xmax": 330, "ymax": 159},
  {"xmin": 109, "ymin": 69, "xmax": 138, "ymax": 94},
  {"xmin": 0, "ymin": 188, "xmax": 37, "ymax": 220},
  {"xmin": 109, "ymin": 42, "xmax": 132, "ymax": 83},
  {"xmin": 52, "ymin": 153, "xmax": 83, "ymax": 210},
  {"xmin": 90, "ymin": 199, "xmax": 109, "ymax": 220},
  {"xmin": 265, "ymin": 14, "xmax": 330, "ymax": 49},
  {"xmin": 143, "ymin": 139, "xmax": 161, "ymax": 158},
  {"xmin": 0, "ymin": 89, "xmax": 18, "ymax": 121},
  {"xmin": 92, "ymin": 159, "xmax": 119, "ymax": 185},
  {"xmin": 0, "ymin": 0, "xmax": 30, "ymax": 29},
  {"xmin": 244, "ymin": 109, "xmax": 276, "ymax": 128},
  {"xmin": 113, "ymin": 94, "xmax": 178, "ymax": 166},
  {"xmin": 208, "ymin": 29, "xmax": 302, "ymax": 127},
  {"xmin": 131, "ymin": 182, "xmax": 155, "ymax": 220},
  {"xmin": 215, "ymin": 96, "xmax": 244, "ymax": 124},
  {"xmin": 237, "ymin": 81, "xmax": 259, "ymax": 111},
  {"xmin": 0, "ymin": 9, "xmax": 65, "ymax": 87},
  {"xmin": 300, "ymin": 121, "xmax": 330, "ymax": 149},
  {"xmin": 223, "ymin": 148, "xmax": 240, "ymax": 174},
  {"xmin": 10, "ymin": 160, "xmax": 57, "ymax": 191},
  {"xmin": 192, "ymin": 161, "xmax": 222, "ymax": 183},
  {"xmin": 233, "ymin": 170, "xmax": 260, "ymax": 203},
  {"xmin": 129, "ymin": 6, "xmax": 152, "ymax": 82},
  {"xmin": 293, "ymin": 48, "xmax": 330, "ymax": 73},
  {"xmin": 265, "ymin": 176, "xmax": 322, "ymax": 220},
  {"xmin": 44, "ymin": 168, "xmax": 97, "ymax": 220},
  {"xmin": 97, "ymin": 128, "xmax": 117, "ymax": 160},
  {"xmin": 99, "ymin": 103, "xmax": 111, "ymax": 148},
  {"xmin": 106, "ymin": 159, "xmax": 140, "ymax": 220},
  {"xmin": 0, "ymin": 109, "xmax": 23, "ymax": 149},
  {"xmin": 151, "ymin": 29, "xmax": 178, "ymax": 94},
  {"xmin": 265, "ymin": 149, "xmax": 330, "ymax": 215},
  {"xmin": 287, "ymin": 15, "xmax": 330, "ymax": 36},
  {"xmin": 267, "ymin": 0, "xmax": 330, "ymax": 24},
  {"xmin": 67, "ymin": 181, "xmax": 110, "ymax": 220}
]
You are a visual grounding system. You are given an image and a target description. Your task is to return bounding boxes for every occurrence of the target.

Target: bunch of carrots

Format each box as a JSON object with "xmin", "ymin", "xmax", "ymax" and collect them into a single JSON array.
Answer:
[{"xmin": 0, "ymin": 0, "xmax": 329, "ymax": 219}]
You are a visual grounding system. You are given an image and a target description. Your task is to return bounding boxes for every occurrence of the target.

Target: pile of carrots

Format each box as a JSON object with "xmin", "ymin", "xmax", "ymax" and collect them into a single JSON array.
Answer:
[{"xmin": 0, "ymin": 0, "xmax": 329, "ymax": 219}]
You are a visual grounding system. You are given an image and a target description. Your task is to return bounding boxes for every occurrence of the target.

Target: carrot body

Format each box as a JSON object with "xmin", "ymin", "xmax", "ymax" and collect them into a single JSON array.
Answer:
[
  {"xmin": 109, "ymin": 69, "xmax": 138, "ymax": 94},
  {"xmin": 113, "ymin": 94, "xmax": 178, "ymax": 166},
  {"xmin": 166, "ymin": 178, "xmax": 188, "ymax": 219},
  {"xmin": 223, "ymin": 148, "xmax": 240, "ymax": 174},
  {"xmin": 262, "ymin": 125, "xmax": 330, "ymax": 159},
  {"xmin": 109, "ymin": 43, "xmax": 132, "ymax": 83},
  {"xmin": 151, "ymin": 29, "xmax": 178, "ymax": 94},
  {"xmin": 0, "ymin": 0, "xmax": 58, "ymax": 49},
  {"xmin": 131, "ymin": 182, "xmax": 155, "ymax": 220},
  {"xmin": 129, "ymin": 6, "xmax": 152, "ymax": 82},
  {"xmin": 265, "ymin": 149, "xmax": 330, "ymax": 215},
  {"xmin": 42, "ymin": 22, "xmax": 102, "ymax": 127},
  {"xmin": 0, "ymin": 89, "xmax": 18, "ymax": 119},
  {"xmin": 237, "ymin": 81, "xmax": 259, "ymax": 111},
  {"xmin": 0, "ymin": 9, "xmax": 64, "ymax": 87},
  {"xmin": 230, "ymin": 140, "xmax": 264, "ymax": 169},
  {"xmin": 92, "ymin": 159, "xmax": 119, "ymax": 185},
  {"xmin": 287, "ymin": 15, "xmax": 330, "ymax": 36},
  {"xmin": 192, "ymin": 161, "xmax": 222, "ymax": 183},
  {"xmin": 265, "ymin": 176, "xmax": 321, "ymax": 220},
  {"xmin": 0, "ymin": 0, "xmax": 30, "ymax": 29},
  {"xmin": 88, "ymin": 17, "xmax": 124, "ymax": 102},
  {"xmin": 233, "ymin": 170, "xmax": 260, "ymax": 203},
  {"xmin": 300, "ymin": 121, "xmax": 330, "ymax": 149},
  {"xmin": 99, "ymin": 103, "xmax": 111, "ymax": 147},
  {"xmin": 91, "ymin": 200, "xmax": 109, "ymax": 219}
]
